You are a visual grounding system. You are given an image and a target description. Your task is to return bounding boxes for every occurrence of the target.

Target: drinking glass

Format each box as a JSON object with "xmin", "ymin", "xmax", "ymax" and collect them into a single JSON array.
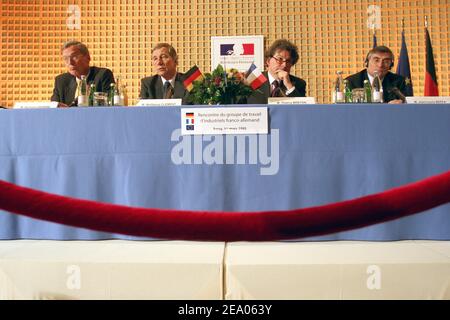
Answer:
[
  {"xmin": 351, "ymin": 88, "xmax": 366, "ymax": 103},
  {"xmin": 93, "ymin": 92, "xmax": 108, "ymax": 106}
]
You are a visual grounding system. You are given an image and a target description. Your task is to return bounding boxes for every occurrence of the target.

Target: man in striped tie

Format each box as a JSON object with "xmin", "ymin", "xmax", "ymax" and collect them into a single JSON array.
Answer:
[
  {"xmin": 247, "ymin": 39, "xmax": 307, "ymax": 104},
  {"xmin": 140, "ymin": 43, "xmax": 190, "ymax": 104},
  {"xmin": 51, "ymin": 40, "xmax": 115, "ymax": 107},
  {"xmin": 345, "ymin": 46, "xmax": 408, "ymax": 104}
]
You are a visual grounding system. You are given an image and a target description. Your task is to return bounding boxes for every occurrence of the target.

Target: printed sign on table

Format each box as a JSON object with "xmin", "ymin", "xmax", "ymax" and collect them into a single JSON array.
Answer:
[
  {"xmin": 405, "ymin": 97, "xmax": 450, "ymax": 104},
  {"xmin": 268, "ymin": 97, "xmax": 316, "ymax": 105},
  {"xmin": 181, "ymin": 107, "xmax": 268, "ymax": 135},
  {"xmin": 13, "ymin": 101, "xmax": 58, "ymax": 109},
  {"xmin": 136, "ymin": 99, "xmax": 182, "ymax": 107}
]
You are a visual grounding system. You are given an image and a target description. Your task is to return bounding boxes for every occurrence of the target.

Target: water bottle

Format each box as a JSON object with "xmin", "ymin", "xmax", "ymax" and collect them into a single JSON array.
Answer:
[
  {"xmin": 120, "ymin": 83, "xmax": 128, "ymax": 106},
  {"xmin": 364, "ymin": 79, "xmax": 372, "ymax": 103},
  {"xmin": 344, "ymin": 80, "xmax": 352, "ymax": 103},
  {"xmin": 113, "ymin": 78, "xmax": 121, "ymax": 106},
  {"xmin": 334, "ymin": 71, "xmax": 345, "ymax": 103},
  {"xmin": 88, "ymin": 83, "xmax": 96, "ymax": 106},
  {"xmin": 78, "ymin": 75, "xmax": 88, "ymax": 107},
  {"xmin": 109, "ymin": 83, "xmax": 116, "ymax": 106},
  {"xmin": 372, "ymin": 71, "xmax": 383, "ymax": 103}
]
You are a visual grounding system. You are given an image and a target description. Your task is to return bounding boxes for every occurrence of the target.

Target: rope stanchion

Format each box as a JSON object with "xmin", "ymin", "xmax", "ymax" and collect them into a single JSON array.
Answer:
[{"xmin": 0, "ymin": 170, "xmax": 449, "ymax": 241}]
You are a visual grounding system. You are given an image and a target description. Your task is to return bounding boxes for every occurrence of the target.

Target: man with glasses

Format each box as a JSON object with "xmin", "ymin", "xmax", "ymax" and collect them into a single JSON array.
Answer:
[
  {"xmin": 51, "ymin": 40, "xmax": 115, "ymax": 107},
  {"xmin": 247, "ymin": 39, "xmax": 306, "ymax": 104},
  {"xmin": 346, "ymin": 46, "xmax": 407, "ymax": 104},
  {"xmin": 140, "ymin": 43, "xmax": 189, "ymax": 104}
]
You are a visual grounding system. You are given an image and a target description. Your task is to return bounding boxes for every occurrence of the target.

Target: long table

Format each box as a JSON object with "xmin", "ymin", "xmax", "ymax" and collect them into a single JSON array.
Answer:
[{"xmin": 1, "ymin": 104, "xmax": 449, "ymax": 240}]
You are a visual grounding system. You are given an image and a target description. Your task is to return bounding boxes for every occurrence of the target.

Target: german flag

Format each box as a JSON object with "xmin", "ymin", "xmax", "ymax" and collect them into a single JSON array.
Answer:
[
  {"xmin": 424, "ymin": 27, "xmax": 439, "ymax": 96},
  {"xmin": 183, "ymin": 65, "xmax": 204, "ymax": 92}
]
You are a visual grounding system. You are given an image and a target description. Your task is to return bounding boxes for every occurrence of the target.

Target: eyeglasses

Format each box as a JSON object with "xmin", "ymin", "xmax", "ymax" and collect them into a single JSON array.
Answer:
[{"xmin": 271, "ymin": 56, "xmax": 292, "ymax": 65}]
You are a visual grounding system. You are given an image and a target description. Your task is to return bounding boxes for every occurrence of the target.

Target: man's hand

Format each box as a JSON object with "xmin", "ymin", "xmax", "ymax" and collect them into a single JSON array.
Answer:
[
  {"xmin": 275, "ymin": 70, "xmax": 294, "ymax": 90},
  {"xmin": 57, "ymin": 102, "xmax": 69, "ymax": 108},
  {"xmin": 388, "ymin": 99, "xmax": 404, "ymax": 104}
]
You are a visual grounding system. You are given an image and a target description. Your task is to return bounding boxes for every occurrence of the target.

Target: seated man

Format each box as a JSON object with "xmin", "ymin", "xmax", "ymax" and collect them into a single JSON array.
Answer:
[
  {"xmin": 247, "ymin": 39, "xmax": 306, "ymax": 104},
  {"xmin": 346, "ymin": 46, "xmax": 408, "ymax": 104},
  {"xmin": 51, "ymin": 40, "xmax": 115, "ymax": 107},
  {"xmin": 140, "ymin": 43, "xmax": 189, "ymax": 104}
]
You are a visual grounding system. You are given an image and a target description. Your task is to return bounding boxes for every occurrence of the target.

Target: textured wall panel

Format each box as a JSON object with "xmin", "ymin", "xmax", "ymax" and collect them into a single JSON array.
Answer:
[{"xmin": 0, "ymin": 0, "xmax": 449, "ymax": 107}]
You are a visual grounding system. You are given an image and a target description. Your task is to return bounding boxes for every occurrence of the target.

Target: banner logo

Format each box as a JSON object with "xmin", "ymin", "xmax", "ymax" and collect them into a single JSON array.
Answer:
[
  {"xmin": 220, "ymin": 43, "xmax": 254, "ymax": 56},
  {"xmin": 171, "ymin": 128, "xmax": 279, "ymax": 176}
]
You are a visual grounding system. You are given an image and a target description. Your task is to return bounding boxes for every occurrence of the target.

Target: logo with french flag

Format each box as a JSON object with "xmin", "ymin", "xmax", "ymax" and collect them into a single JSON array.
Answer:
[
  {"xmin": 244, "ymin": 63, "xmax": 268, "ymax": 90},
  {"xmin": 220, "ymin": 43, "xmax": 254, "ymax": 56},
  {"xmin": 185, "ymin": 112, "xmax": 195, "ymax": 131}
]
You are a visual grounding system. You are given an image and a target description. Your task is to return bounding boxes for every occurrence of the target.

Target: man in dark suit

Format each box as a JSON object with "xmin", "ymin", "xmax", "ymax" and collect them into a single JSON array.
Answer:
[
  {"xmin": 346, "ymin": 46, "xmax": 407, "ymax": 104},
  {"xmin": 139, "ymin": 43, "xmax": 189, "ymax": 104},
  {"xmin": 247, "ymin": 39, "xmax": 306, "ymax": 104},
  {"xmin": 51, "ymin": 40, "xmax": 114, "ymax": 107}
]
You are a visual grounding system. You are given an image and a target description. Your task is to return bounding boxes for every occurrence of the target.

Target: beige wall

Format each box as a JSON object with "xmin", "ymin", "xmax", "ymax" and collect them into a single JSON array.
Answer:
[{"xmin": 1, "ymin": 0, "xmax": 449, "ymax": 107}]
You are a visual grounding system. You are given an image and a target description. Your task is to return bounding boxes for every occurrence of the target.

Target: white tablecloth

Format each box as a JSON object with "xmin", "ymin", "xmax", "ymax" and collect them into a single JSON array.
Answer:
[{"xmin": 0, "ymin": 240, "xmax": 224, "ymax": 299}]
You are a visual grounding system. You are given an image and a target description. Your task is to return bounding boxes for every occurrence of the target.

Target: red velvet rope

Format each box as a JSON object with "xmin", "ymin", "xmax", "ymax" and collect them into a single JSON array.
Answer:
[{"xmin": 0, "ymin": 171, "xmax": 449, "ymax": 241}]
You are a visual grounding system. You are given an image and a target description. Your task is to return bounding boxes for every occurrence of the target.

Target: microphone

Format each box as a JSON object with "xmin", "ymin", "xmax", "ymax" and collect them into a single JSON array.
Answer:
[
  {"xmin": 69, "ymin": 98, "xmax": 78, "ymax": 107},
  {"xmin": 388, "ymin": 87, "xmax": 406, "ymax": 102}
]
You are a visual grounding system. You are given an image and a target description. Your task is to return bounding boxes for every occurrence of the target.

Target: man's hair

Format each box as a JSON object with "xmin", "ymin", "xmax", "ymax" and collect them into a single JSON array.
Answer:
[
  {"xmin": 265, "ymin": 39, "xmax": 299, "ymax": 65},
  {"xmin": 152, "ymin": 43, "xmax": 178, "ymax": 64},
  {"xmin": 365, "ymin": 45, "xmax": 394, "ymax": 67},
  {"xmin": 61, "ymin": 40, "xmax": 90, "ymax": 56}
]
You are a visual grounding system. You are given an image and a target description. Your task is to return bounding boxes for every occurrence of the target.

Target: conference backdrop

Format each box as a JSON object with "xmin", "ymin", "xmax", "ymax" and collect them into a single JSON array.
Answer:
[{"xmin": 0, "ymin": 0, "xmax": 449, "ymax": 107}]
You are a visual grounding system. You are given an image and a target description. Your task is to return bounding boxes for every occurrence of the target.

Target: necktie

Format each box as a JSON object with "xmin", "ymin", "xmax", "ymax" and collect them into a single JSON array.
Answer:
[
  {"xmin": 75, "ymin": 78, "xmax": 82, "ymax": 98},
  {"xmin": 163, "ymin": 81, "xmax": 174, "ymax": 99},
  {"xmin": 71, "ymin": 78, "xmax": 82, "ymax": 106},
  {"xmin": 271, "ymin": 80, "xmax": 281, "ymax": 97}
]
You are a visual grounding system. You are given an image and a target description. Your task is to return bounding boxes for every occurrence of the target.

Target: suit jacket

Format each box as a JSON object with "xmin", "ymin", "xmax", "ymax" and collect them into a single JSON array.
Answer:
[
  {"xmin": 247, "ymin": 72, "xmax": 307, "ymax": 104},
  {"xmin": 140, "ymin": 73, "xmax": 189, "ymax": 105},
  {"xmin": 51, "ymin": 66, "xmax": 115, "ymax": 106},
  {"xmin": 345, "ymin": 69, "xmax": 407, "ymax": 103}
]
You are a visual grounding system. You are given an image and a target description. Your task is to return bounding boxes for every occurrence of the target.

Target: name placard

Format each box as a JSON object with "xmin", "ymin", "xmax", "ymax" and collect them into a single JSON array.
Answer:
[
  {"xmin": 406, "ymin": 97, "xmax": 450, "ymax": 104},
  {"xmin": 136, "ymin": 99, "xmax": 182, "ymax": 107},
  {"xmin": 181, "ymin": 107, "xmax": 268, "ymax": 135},
  {"xmin": 268, "ymin": 97, "xmax": 316, "ymax": 105},
  {"xmin": 13, "ymin": 101, "xmax": 58, "ymax": 109}
]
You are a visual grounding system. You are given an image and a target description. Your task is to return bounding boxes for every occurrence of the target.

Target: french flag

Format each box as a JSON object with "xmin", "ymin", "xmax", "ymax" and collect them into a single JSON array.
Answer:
[
  {"xmin": 220, "ymin": 43, "xmax": 254, "ymax": 55},
  {"xmin": 244, "ymin": 63, "xmax": 268, "ymax": 90}
]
